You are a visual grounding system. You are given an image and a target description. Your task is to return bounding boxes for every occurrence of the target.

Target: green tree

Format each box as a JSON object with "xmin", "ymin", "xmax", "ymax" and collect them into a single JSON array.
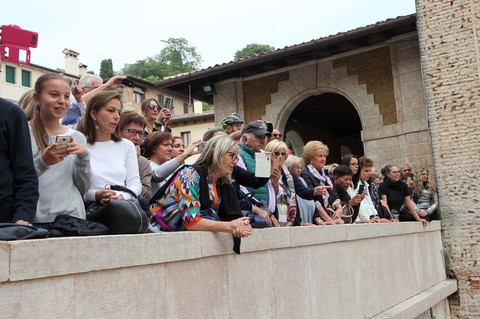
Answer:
[
  {"xmin": 202, "ymin": 102, "xmax": 214, "ymax": 112},
  {"xmin": 234, "ymin": 43, "xmax": 275, "ymax": 60},
  {"xmin": 99, "ymin": 58, "xmax": 114, "ymax": 80},
  {"xmin": 121, "ymin": 38, "xmax": 202, "ymax": 80}
]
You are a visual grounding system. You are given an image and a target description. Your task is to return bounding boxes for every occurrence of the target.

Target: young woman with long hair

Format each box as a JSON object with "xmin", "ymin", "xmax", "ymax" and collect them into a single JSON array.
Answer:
[
  {"xmin": 30, "ymin": 73, "xmax": 91, "ymax": 227},
  {"xmin": 412, "ymin": 168, "xmax": 438, "ymax": 221}
]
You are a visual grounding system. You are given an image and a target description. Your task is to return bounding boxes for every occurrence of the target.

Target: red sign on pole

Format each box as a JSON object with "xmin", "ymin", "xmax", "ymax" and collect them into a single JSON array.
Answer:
[{"xmin": 0, "ymin": 25, "xmax": 39, "ymax": 65}]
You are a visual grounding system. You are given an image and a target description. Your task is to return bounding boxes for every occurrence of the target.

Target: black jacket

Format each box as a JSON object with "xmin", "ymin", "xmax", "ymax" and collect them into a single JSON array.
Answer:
[
  {"xmin": 0, "ymin": 98, "xmax": 38, "ymax": 223},
  {"xmin": 232, "ymin": 165, "xmax": 269, "ymax": 211},
  {"xmin": 300, "ymin": 167, "xmax": 339, "ymax": 207}
]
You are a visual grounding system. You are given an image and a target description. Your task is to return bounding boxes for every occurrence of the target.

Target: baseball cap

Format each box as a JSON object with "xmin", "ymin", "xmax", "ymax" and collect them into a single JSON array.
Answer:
[
  {"xmin": 221, "ymin": 113, "xmax": 243, "ymax": 128},
  {"xmin": 242, "ymin": 122, "xmax": 272, "ymax": 137}
]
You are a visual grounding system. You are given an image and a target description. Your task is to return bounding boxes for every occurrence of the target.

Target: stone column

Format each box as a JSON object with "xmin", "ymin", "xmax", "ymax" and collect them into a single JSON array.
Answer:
[{"xmin": 416, "ymin": 0, "xmax": 480, "ymax": 317}]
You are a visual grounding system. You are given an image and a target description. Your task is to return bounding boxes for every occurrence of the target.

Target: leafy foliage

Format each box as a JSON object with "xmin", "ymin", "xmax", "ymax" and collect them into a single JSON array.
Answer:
[
  {"xmin": 202, "ymin": 102, "xmax": 214, "ymax": 112},
  {"xmin": 121, "ymin": 38, "xmax": 201, "ymax": 80},
  {"xmin": 99, "ymin": 59, "xmax": 114, "ymax": 80},
  {"xmin": 234, "ymin": 43, "xmax": 275, "ymax": 60}
]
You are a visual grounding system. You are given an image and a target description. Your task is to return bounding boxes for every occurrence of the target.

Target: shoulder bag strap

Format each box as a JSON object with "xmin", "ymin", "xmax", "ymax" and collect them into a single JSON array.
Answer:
[
  {"xmin": 109, "ymin": 185, "xmax": 137, "ymax": 198},
  {"xmin": 149, "ymin": 165, "xmax": 188, "ymax": 204}
]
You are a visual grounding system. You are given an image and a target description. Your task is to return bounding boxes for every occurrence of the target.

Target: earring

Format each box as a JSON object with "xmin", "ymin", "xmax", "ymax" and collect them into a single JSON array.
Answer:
[{"xmin": 94, "ymin": 121, "xmax": 99, "ymax": 129}]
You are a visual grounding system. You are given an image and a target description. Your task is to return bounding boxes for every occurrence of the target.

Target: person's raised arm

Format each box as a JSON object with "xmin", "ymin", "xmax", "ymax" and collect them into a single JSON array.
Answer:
[
  {"xmin": 80, "ymin": 75, "xmax": 126, "ymax": 104},
  {"xmin": 174, "ymin": 140, "xmax": 201, "ymax": 164}
]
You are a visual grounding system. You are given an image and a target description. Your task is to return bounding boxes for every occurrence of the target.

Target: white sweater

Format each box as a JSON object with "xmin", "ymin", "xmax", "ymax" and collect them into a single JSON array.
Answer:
[
  {"xmin": 31, "ymin": 128, "xmax": 91, "ymax": 223},
  {"xmin": 85, "ymin": 138, "xmax": 141, "ymax": 202},
  {"xmin": 349, "ymin": 180, "xmax": 379, "ymax": 222}
]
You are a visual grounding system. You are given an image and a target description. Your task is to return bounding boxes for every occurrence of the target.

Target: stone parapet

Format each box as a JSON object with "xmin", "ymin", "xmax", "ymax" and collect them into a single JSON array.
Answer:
[{"xmin": 0, "ymin": 221, "xmax": 455, "ymax": 318}]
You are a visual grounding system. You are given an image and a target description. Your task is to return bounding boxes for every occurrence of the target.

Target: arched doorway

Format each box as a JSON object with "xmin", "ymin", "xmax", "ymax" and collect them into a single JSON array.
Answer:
[{"xmin": 284, "ymin": 92, "xmax": 363, "ymax": 164}]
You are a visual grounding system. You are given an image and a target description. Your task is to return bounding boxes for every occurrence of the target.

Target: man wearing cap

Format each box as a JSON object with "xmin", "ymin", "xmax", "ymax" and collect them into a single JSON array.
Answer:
[
  {"xmin": 236, "ymin": 122, "xmax": 281, "ymax": 226},
  {"xmin": 221, "ymin": 113, "xmax": 244, "ymax": 140}
]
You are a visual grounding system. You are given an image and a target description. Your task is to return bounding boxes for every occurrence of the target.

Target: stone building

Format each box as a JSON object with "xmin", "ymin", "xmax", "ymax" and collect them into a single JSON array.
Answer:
[
  {"xmin": 157, "ymin": 15, "xmax": 432, "ymax": 172},
  {"xmin": 157, "ymin": 5, "xmax": 480, "ymax": 317},
  {"xmin": 0, "ymin": 45, "xmax": 210, "ymax": 148}
]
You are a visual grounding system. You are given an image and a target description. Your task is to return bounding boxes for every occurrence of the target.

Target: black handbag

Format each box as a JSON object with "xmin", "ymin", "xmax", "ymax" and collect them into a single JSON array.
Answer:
[{"xmin": 86, "ymin": 185, "xmax": 148, "ymax": 234}]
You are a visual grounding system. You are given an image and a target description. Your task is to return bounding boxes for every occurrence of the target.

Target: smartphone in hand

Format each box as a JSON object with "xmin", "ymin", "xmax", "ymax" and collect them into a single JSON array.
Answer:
[
  {"xmin": 56, "ymin": 135, "xmax": 70, "ymax": 149},
  {"xmin": 357, "ymin": 184, "xmax": 365, "ymax": 194},
  {"xmin": 255, "ymin": 151, "xmax": 271, "ymax": 178},
  {"xmin": 273, "ymin": 156, "xmax": 280, "ymax": 169}
]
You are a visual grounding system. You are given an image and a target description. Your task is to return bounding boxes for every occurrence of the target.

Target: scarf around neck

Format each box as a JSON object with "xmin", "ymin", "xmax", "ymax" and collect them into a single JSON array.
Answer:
[
  {"xmin": 279, "ymin": 165, "xmax": 297, "ymax": 225},
  {"xmin": 307, "ymin": 163, "xmax": 332, "ymax": 207}
]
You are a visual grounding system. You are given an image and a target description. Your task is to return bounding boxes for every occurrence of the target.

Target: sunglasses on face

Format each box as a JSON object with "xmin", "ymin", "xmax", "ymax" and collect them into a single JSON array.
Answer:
[
  {"xmin": 147, "ymin": 104, "xmax": 161, "ymax": 111},
  {"xmin": 273, "ymin": 151, "xmax": 287, "ymax": 157},
  {"xmin": 273, "ymin": 133, "xmax": 282, "ymax": 137}
]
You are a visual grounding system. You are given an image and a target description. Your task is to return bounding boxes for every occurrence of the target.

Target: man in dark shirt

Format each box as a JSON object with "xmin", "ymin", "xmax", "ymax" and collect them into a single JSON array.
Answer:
[{"xmin": 0, "ymin": 98, "xmax": 38, "ymax": 225}]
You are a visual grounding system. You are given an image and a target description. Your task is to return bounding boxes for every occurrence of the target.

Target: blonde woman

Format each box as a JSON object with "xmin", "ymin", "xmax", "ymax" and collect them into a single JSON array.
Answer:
[
  {"xmin": 149, "ymin": 135, "xmax": 252, "ymax": 237},
  {"xmin": 300, "ymin": 140, "xmax": 344, "ymax": 224},
  {"xmin": 18, "ymin": 89, "xmax": 36, "ymax": 121},
  {"xmin": 412, "ymin": 168, "xmax": 438, "ymax": 221}
]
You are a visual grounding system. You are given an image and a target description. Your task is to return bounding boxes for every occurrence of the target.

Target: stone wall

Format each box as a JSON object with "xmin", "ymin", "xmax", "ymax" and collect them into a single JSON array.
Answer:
[
  {"xmin": 0, "ymin": 222, "xmax": 455, "ymax": 318},
  {"xmin": 213, "ymin": 34, "xmax": 433, "ymax": 171},
  {"xmin": 416, "ymin": 0, "xmax": 480, "ymax": 317}
]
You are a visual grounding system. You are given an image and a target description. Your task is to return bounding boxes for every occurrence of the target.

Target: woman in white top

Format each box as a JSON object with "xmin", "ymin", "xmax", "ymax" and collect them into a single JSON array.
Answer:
[
  {"xmin": 29, "ymin": 73, "xmax": 91, "ymax": 226},
  {"xmin": 353, "ymin": 156, "xmax": 390, "ymax": 223},
  {"xmin": 78, "ymin": 91, "xmax": 141, "ymax": 204}
]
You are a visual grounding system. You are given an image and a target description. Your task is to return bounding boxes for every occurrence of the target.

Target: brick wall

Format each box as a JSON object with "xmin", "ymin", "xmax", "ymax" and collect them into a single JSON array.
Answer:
[{"xmin": 416, "ymin": 0, "xmax": 480, "ymax": 317}]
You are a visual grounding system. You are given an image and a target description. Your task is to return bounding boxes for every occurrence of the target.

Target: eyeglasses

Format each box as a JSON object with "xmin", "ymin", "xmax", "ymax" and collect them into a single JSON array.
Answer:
[
  {"xmin": 226, "ymin": 152, "xmax": 239, "ymax": 162},
  {"xmin": 147, "ymin": 104, "xmax": 161, "ymax": 111},
  {"xmin": 273, "ymin": 134, "xmax": 282, "ymax": 137},
  {"xmin": 274, "ymin": 151, "xmax": 287, "ymax": 157},
  {"xmin": 122, "ymin": 129, "xmax": 143, "ymax": 137}
]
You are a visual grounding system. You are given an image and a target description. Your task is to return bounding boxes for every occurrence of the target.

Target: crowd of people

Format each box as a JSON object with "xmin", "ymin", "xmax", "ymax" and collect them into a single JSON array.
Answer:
[{"xmin": 0, "ymin": 73, "xmax": 439, "ymax": 240}]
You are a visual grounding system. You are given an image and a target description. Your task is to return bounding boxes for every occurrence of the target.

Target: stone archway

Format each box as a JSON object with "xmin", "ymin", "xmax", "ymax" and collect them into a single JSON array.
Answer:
[
  {"xmin": 283, "ymin": 92, "xmax": 363, "ymax": 162},
  {"xmin": 263, "ymin": 59, "xmax": 382, "ymax": 162}
]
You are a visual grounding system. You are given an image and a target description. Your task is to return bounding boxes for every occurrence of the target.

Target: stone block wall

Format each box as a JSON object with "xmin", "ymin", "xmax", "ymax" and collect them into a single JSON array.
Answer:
[
  {"xmin": 416, "ymin": 0, "xmax": 480, "ymax": 317},
  {"xmin": 0, "ymin": 222, "xmax": 455, "ymax": 319},
  {"xmin": 213, "ymin": 35, "xmax": 433, "ymax": 172}
]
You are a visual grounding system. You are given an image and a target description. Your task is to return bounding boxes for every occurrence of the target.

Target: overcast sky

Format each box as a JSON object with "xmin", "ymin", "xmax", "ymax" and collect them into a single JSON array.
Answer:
[{"xmin": 5, "ymin": 0, "xmax": 415, "ymax": 75}]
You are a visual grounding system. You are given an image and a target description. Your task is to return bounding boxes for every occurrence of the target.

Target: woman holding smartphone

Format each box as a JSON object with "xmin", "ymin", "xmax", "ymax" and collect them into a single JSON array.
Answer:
[
  {"xmin": 141, "ymin": 98, "xmax": 172, "ymax": 138},
  {"xmin": 29, "ymin": 73, "xmax": 91, "ymax": 227}
]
